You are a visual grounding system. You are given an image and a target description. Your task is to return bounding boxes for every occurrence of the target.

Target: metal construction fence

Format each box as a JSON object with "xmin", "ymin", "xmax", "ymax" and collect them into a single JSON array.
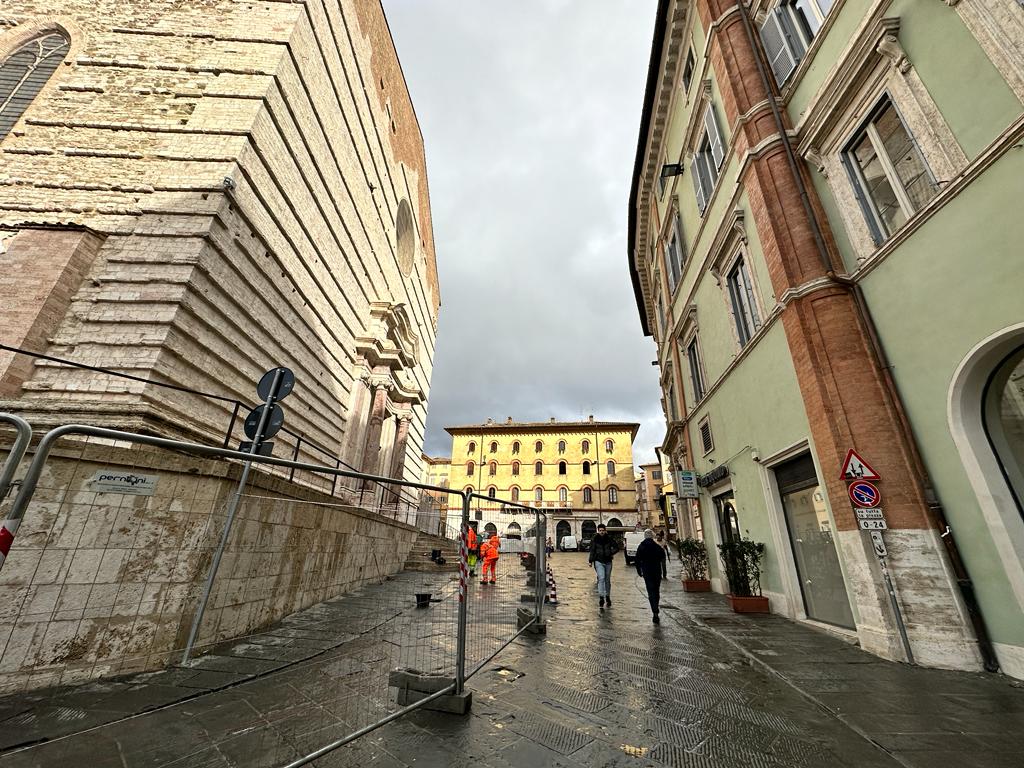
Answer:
[{"xmin": 0, "ymin": 415, "xmax": 548, "ymax": 767}]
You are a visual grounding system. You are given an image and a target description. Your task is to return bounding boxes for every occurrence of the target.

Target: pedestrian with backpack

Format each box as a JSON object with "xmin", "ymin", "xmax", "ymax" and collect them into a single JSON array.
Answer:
[
  {"xmin": 588, "ymin": 524, "xmax": 619, "ymax": 608},
  {"xmin": 635, "ymin": 529, "xmax": 668, "ymax": 623}
]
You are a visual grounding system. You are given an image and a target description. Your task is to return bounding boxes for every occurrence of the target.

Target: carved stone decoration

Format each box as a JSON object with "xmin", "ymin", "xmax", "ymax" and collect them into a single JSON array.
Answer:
[
  {"xmin": 805, "ymin": 147, "xmax": 828, "ymax": 177},
  {"xmin": 354, "ymin": 301, "xmax": 420, "ymax": 371},
  {"xmin": 877, "ymin": 34, "xmax": 911, "ymax": 74}
]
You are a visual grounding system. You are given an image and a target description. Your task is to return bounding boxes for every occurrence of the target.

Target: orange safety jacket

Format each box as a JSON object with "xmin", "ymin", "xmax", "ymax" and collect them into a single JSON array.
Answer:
[
  {"xmin": 466, "ymin": 527, "xmax": 477, "ymax": 550},
  {"xmin": 484, "ymin": 537, "xmax": 500, "ymax": 561}
]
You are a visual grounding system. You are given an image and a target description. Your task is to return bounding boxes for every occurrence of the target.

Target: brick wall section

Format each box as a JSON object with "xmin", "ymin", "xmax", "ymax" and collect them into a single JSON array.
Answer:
[{"xmin": 0, "ymin": 228, "xmax": 103, "ymax": 396}]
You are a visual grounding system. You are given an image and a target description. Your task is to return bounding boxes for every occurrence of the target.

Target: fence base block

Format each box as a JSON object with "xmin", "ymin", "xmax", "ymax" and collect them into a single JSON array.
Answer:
[
  {"xmin": 395, "ymin": 687, "xmax": 473, "ymax": 714},
  {"xmin": 516, "ymin": 607, "xmax": 547, "ymax": 635},
  {"xmin": 520, "ymin": 592, "xmax": 538, "ymax": 603},
  {"xmin": 389, "ymin": 669, "xmax": 472, "ymax": 714}
]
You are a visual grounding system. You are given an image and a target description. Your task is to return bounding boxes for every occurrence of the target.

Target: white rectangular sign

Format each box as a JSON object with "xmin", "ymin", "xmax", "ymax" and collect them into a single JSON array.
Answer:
[
  {"xmin": 858, "ymin": 518, "xmax": 887, "ymax": 530},
  {"xmin": 676, "ymin": 470, "xmax": 699, "ymax": 499},
  {"xmin": 89, "ymin": 471, "xmax": 158, "ymax": 496},
  {"xmin": 869, "ymin": 531, "xmax": 887, "ymax": 557},
  {"xmin": 854, "ymin": 508, "xmax": 885, "ymax": 520}
]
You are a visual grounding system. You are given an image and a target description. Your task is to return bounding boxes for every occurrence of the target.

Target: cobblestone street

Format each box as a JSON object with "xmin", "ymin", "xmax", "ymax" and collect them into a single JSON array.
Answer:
[{"xmin": 1, "ymin": 553, "xmax": 1021, "ymax": 767}]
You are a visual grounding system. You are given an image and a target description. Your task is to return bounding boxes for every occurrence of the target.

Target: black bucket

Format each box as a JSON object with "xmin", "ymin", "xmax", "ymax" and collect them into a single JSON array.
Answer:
[{"xmin": 415, "ymin": 592, "xmax": 432, "ymax": 608}]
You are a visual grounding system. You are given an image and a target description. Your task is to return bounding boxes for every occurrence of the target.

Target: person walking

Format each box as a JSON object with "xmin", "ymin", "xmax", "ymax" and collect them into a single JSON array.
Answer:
[
  {"xmin": 466, "ymin": 524, "xmax": 479, "ymax": 577},
  {"xmin": 636, "ymin": 529, "xmax": 668, "ymax": 623},
  {"xmin": 588, "ymin": 524, "xmax": 619, "ymax": 608},
  {"xmin": 656, "ymin": 530, "xmax": 671, "ymax": 561},
  {"xmin": 481, "ymin": 533, "xmax": 500, "ymax": 584}
]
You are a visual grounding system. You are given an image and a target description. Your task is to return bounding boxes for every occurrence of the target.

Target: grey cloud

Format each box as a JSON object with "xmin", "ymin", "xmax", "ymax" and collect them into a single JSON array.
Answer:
[{"xmin": 383, "ymin": 1, "xmax": 664, "ymax": 465}]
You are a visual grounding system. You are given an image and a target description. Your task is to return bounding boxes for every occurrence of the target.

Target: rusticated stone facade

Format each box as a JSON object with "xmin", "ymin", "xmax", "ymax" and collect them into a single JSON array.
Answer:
[{"xmin": 0, "ymin": 0, "xmax": 439, "ymax": 485}]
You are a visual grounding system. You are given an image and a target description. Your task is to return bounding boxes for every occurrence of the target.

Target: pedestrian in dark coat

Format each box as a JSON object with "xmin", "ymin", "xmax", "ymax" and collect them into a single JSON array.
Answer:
[{"xmin": 635, "ymin": 528, "xmax": 668, "ymax": 623}]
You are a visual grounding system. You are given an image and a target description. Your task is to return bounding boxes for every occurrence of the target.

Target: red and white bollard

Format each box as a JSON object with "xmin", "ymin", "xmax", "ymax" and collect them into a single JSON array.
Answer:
[
  {"xmin": 545, "ymin": 565, "xmax": 558, "ymax": 605},
  {"xmin": 0, "ymin": 518, "xmax": 21, "ymax": 570}
]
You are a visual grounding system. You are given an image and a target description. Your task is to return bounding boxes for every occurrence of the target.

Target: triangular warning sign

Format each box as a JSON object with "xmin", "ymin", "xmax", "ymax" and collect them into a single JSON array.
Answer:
[{"xmin": 841, "ymin": 449, "xmax": 880, "ymax": 481}]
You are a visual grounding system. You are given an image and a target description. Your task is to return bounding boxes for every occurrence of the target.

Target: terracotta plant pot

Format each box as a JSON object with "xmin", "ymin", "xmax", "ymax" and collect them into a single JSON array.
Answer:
[
  {"xmin": 728, "ymin": 594, "xmax": 769, "ymax": 613},
  {"xmin": 682, "ymin": 579, "xmax": 711, "ymax": 592}
]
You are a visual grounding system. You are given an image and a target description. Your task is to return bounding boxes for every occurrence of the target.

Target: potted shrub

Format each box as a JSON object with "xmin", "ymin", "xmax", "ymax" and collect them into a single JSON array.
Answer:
[
  {"xmin": 676, "ymin": 538, "xmax": 711, "ymax": 592},
  {"xmin": 717, "ymin": 537, "xmax": 769, "ymax": 613}
]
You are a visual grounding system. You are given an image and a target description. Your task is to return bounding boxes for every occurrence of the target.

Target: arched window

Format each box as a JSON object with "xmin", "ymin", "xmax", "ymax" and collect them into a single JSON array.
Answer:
[
  {"xmin": 0, "ymin": 31, "xmax": 70, "ymax": 141},
  {"xmin": 512, "ymin": 461, "xmax": 520, "ymax": 476},
  {"xmin": 558, "ymin": 486, "xmax": 568, "ymax": 503},
  {"xmin": 487, "ymin": 486, "xmax": 497, "ymax": 499},
  {"xmin": 467, "ymin": 441, "xmax": 476, "ymax": 454},
  {"xmin": 583, "ymin": 486, "xmax": 593, "ymax": 504},
  {"xmin": 534, "ymin": 486, "xmax": 544, "ymax": 502},
  {"xmin": 511, "ymin": 486, "xmax": 520, "ymax": 502},
  {"xmin": 506, "ymin": 521, "xmax": 522, "ymax": 536},
  {"xmin": 605, "ymin": 439, "xmax": 614, "ymax": 453},
  {"xmin": 582, "ymin": 439, "xmax": 590, "ymax": 453},
  {"xmin": 466, "ymin": 461, "xmax": 475, "ymax": 476},
  {"xmin": 558, "ymin": 440, "xmax": 566, "ymax": 454},
  {"xmin": 606, "ymin": 460, "xmax": 615, "ymax": 476},
  {"xmin": 558, "ymin": 460, "xmax": 567, "ymax": 475},
  {"xmin": 534, "ymin": 460, "xmax": 543, "ymax": 475},
  {"xmin": 582, "ymin": 460, "xmax": 591, "ymax": 475},
  {"xmin": 512, "ymin": 441, "xmax": 520, "ymax": 454},
  {"xmin": 464, "ymin": 486, "xmax": 474, "ymax": 495},
  {"xmin": 489, "ymin": 461, "xmax": 497, "ymax": 476},
  {"xmin": 490, "ymin": 441, "xmax": 498, "ymax": 453},
  {"xmin": 608, "ymin": 486, "xmax": 619, "ymax": 504},
  {"xmin": 484, "ymin": 522, "xmax": 497, "ymax": 535},
  {"xmin": 535, "ymin": 440, "xmax": 543, "ymax": 452}
]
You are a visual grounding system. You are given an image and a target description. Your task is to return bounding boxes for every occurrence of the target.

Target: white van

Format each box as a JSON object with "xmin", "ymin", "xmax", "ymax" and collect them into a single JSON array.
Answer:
[
  {"xmin": 623, "ymin": 531, "xmax": 645, "ymax": 565},
  {"xmin": 560, "ymin": 535, "xmax": 578, "ymax": 552}
]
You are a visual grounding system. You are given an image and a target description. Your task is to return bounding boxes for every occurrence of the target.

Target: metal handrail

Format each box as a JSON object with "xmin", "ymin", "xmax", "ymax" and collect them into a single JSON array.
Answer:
[
  {"xmin": 0, "ymin": 345, "xmax": 421, "ymax": 507},
  {"xmin": 0, "ymin": 413, "xmax": 31, "ymax": 503}
]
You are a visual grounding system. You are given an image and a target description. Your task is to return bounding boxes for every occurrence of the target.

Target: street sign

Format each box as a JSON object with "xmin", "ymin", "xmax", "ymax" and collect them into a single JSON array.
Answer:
[
  {"xmin": 676, "ymin": 470, "xmax": 699, "ymax": 498},
  {"xmin": 244, "ymin": 403, "xmax": 285, "ymax": 440},
  {"xmin": 848, "ymin": 480, "xmax": 881, "ymax": 507},
  {"xmin": 257, "ymin": 367, "xmax": 295, "ymax": 401},
  {"xmin": 858, "ymin": 518, "xmax": 888, "ymax": 530},
  {"xmin": 841, "ymin": 449, "xmax": 880, "ymax": 481},
  {"xmin": 869, "ymin": 530, "xmax": 887, "ymax": 557},
  {"xmin": 854, "ymin": 507, "xmax": 884, "ymax": 520}
]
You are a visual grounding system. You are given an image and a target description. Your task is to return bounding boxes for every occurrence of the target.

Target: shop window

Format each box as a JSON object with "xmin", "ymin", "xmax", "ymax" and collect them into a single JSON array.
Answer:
[{"xmin": 984, "ymin": 344, "xmax": 1024, "ymax": 515}]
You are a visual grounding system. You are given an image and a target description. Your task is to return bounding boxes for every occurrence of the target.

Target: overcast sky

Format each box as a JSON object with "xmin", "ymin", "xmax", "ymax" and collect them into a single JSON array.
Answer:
[{"xmin": 383, "ymin": 1, "xmax": 663, "ymax": 465}]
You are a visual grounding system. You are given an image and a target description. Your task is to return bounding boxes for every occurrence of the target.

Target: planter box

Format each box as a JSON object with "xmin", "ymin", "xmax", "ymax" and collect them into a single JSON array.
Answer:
[
  {"xmin": 728, "ymin": 594, "xmax": 769, "ymax": 613},
  {"xmin": 682, "ymin": 579, "xmax": 711, "ymax": 592}
]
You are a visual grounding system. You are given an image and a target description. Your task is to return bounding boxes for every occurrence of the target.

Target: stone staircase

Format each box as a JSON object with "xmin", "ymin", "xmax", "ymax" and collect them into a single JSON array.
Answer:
[{"xmin": 403, "ymin": 531, "xmax": 461, "ymax": 572}]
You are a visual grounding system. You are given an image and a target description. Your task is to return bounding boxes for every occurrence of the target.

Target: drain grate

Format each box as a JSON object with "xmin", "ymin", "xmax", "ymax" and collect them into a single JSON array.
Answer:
[
  {"xmin": 538, "ymin": 682, "xmax": 612, "ymax": 714},
  {"xmin": 712, "ymin": 701, "xmax": 805, "ymax": 735},
  {"xmin": 502, "ymin": 710, "xmax": 592, "ymax": 755},
  {"xmin": 647, "ymin": 743, "xmax": 723, "ymax": 768}
]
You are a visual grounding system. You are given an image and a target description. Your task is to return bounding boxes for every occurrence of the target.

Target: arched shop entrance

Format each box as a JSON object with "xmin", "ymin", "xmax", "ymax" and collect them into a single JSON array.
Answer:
[
  {"xmin": 606, "ymin": 517, "xmax": 623, "ymax": 545},
  {"xmin": 581, "ymin": 520, "xmax": 597, "ymax": 543},
  {"xmin": 505, "ymin": 521, "xmax": 522, "ymax": 539},
  {"xmin": 484, "ymin": 522, "xmax": 497, "ymax": 536},
  {"xmin": 555, "ymin": 520, "xmax": 571, "ymax": 547}
]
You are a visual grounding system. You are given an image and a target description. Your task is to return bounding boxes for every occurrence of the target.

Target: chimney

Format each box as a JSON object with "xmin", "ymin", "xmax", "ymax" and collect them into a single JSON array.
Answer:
[
  {"xmin": 486, "ymin": 417, "xmax": 493, "ymax": 425},
  {"xmin": 588, "ymin": 415, "xmax": 594, "ymax": 423},
  {"xmin": 506, "ymin": 416, "xmax": 513, "ymax": 424},
  {"xmin": 550, "ymin": 417, "xmax": 556, "ymax": 423}
]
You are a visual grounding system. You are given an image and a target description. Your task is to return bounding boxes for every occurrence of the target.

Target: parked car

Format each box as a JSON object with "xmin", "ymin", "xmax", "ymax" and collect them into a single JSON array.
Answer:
[
  {"xmin": 578, "ymin": 537, "xmax": 593, "ymax": 552},
  {"xmin": 559, "ymin": 535, "xmax": 578, "ymax": 552},
  {"xmin": 623, "ymin": 531, "xmax": 645, "ymax": 565},
  {"xmin": 498, "ymin": 536, "xmax": 525, "ymax": 553}
]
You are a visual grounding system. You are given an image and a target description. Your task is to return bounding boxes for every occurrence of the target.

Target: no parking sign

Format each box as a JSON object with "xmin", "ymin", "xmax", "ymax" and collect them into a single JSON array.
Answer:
[{"xmin": 848, "ymin": 481, "xmax": 881, "ymax": 507}]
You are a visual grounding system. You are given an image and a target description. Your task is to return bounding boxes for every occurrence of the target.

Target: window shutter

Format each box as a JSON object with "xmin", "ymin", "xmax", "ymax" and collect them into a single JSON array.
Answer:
[
  {"xmin": 674, "ymin": 211, "xmax": 687, "ymax": 268},
  {"xmin": 690, "ymin": 157, "xmax": 707, "ymax": 214},
  {"xmin": 699, "ymin": 419, "xmax": 714, "ymax": 454},
  {"xmin": 704, "ymin": 105, "xmax": 726, "ymax": 169},
  {"xmin": 759, "ymin": 9, "xmax": 799, "ymax": 86}
]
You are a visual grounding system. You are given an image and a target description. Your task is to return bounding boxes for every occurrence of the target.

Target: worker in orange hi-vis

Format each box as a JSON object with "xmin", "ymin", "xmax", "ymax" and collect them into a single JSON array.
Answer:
[
  {"xmin": 478, "ymin": 538, "xmax": 492, "ymax": 584},
  {"xmin": 466, "ymin": 524, "xmax": 479, "ymax": 577},
  {"xmin": 481, "ymin": 534, "xmax": 500, "ymax": 584}
]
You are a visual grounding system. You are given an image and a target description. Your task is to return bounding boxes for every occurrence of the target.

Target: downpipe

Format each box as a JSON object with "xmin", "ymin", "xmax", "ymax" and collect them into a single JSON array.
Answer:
[{"xmin": 734, "ymin": 0, "xmax": 998, "ymax": 672}]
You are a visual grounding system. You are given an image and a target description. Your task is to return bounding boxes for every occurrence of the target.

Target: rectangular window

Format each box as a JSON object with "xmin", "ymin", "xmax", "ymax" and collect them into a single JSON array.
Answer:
[
  {"xmin": 690, "ymin": 104, "xmax": 725, "ymax": 215},
  {"xmin": 686, "ymin": 335, "xmax": 706, "ymax": 401},
  {"xmin": 699, "ymin": 416, "xmax": 714, "ymax": 455},
  {"xmin": 727, "ymin": 256, "xmax": 761, "ymax": 346},
  {"xmin": 843, "ymin": 100, "xmax": 940, "ymax": 244},
  {"xmin": 656, "ymin": 294, "xmax": 667, "ymax": 338},
  {"xmin": 665, "ymin": 211, "xmax": 686, "ymax": 292},
  {"xmin": 759, "ymin": 0, "xmax": 834, "ymax": 86},
  {"xmin": 652, "ymin": 469, "xmax": 662, "ymax": 480},
  {"xmin": 682, "ymin": 49, "xmax": 695, "ymax": 92},
  {"xmin": 666, "ymin": 382, "xmax": 678, "ymax": 422}
]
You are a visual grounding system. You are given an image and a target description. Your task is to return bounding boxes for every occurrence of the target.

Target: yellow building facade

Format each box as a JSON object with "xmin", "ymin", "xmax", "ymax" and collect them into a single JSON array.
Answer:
[{"xmin": 444, "ymin": 417, "xmax": 640, "ymax": 544}]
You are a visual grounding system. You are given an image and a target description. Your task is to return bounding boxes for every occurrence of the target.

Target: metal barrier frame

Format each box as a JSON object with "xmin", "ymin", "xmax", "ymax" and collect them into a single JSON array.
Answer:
[
  {"xmin": 0, "ymin": 418, "xmax": 546, "ymax": 764},
  {"xmin": 0, "ymin": 413, "xmax": 33, "ymax": 569}
]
